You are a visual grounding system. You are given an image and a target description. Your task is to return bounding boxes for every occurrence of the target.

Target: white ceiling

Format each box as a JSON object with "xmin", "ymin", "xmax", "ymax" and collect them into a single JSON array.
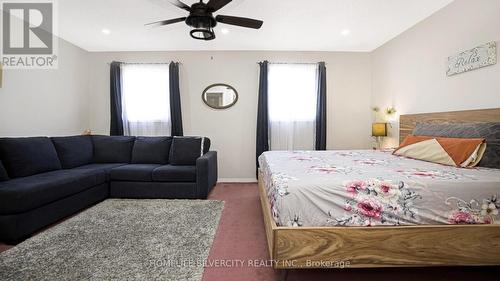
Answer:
[{"xmin": 58, "ymin": 0, "xmax": 454, "ymax": 52}]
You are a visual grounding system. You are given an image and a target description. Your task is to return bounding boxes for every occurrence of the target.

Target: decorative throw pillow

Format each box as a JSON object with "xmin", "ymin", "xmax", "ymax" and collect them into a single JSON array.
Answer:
[
  {"xmin": 201, "ymin": 137, "xmax": 211, "ymax": 154},
  {"xmin": 0, "ymin": 160, "xmax": 9, "ymax": 181},
  {"xmin": 413, "ymin": 122, "xmax": 500, "ymax": 168},
  {"xmin": 394, "ymin": 135, "xmax": 486, "ymax": 167},
  {"xmin": 0, "ymin": 137, "xmax": 62, "ymax": 178},
  {"xmin": 131, "ymin": 137, "xmax": 172, "ymax": 164},
  {"xmin": 92, "ymin": 135, "xmax": 136, "ymax": 163},
  {"xmin": 51, "ymin": 135, "xmax": 94, "ymax": 168},
  {"xmin": 169, "ymin": 137, "xmax": 210, "ymax": 165}
]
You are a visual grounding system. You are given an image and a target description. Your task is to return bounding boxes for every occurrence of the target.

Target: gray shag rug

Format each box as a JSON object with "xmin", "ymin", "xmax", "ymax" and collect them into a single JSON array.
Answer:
[{"xmin": 0, "ymin": 199, "xmax": 224, "ymax": 281}]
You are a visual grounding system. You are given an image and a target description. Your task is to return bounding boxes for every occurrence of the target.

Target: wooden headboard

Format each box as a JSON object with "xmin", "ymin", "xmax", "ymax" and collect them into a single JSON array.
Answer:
[{"xmin": 399, "ymin": 108, "xmax": 500, "ymax": 143}]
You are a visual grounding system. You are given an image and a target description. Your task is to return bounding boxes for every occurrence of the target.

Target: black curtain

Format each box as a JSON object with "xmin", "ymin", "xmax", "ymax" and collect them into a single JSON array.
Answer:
[
  {"xmin": 169, "ymin": 62, "xmax": 184, "ymax": 136},
  {"xmin": 256, "ymin": 61, "xmax": 269, "ymax": 170},
  {"xmin": 110, "ymin": 61, "xmax": 124, "ymax": 136},
  {"xmin": 315, "ymin": 62, "xmax": 327, "ymax": 150}
]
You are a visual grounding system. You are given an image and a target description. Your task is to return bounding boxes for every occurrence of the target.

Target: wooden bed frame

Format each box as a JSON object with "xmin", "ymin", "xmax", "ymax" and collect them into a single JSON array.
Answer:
[{"xmin": 259, "ymin": 108, "xmax": 500, "ymax": 269}]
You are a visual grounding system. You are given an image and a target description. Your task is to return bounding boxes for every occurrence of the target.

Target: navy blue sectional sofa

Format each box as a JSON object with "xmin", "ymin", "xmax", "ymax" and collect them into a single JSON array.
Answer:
[{"xmin": 0, "ymin": 135, "xmax": 217, "ymax": 243}]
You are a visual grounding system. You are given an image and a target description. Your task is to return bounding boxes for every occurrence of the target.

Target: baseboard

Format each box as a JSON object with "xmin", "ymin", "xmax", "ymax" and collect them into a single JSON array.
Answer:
[{"xmin": 218, "ymin": 178, "xmax": 257, "ymax": 183}]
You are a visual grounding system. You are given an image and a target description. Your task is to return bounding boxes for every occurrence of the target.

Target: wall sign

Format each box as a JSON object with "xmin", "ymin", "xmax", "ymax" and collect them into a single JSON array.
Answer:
[{"xmin": 447, "ymin": 41, "xmax": 496, "ymax": 76}]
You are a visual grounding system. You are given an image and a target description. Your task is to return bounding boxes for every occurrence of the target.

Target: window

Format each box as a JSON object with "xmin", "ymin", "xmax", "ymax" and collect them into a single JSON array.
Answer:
[
  {"xmin": 268, "ymin": 63, "xmax": 318, "ymax": 150},
  {"xmin": 121, "ymin": 64, "xmax": 171, "ymax": 136}
]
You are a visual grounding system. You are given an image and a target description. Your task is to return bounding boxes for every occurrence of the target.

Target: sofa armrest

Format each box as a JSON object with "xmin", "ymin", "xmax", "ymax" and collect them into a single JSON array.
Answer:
[{"xmin": 196, "ymin": 151, "xmax": 218, "ymax": 199}]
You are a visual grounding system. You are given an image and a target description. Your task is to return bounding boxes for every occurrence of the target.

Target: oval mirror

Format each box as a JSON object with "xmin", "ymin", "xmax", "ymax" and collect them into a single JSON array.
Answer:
[{"xmin": 202, "ymin": 84, "xmax": 238, "ymax": 109}]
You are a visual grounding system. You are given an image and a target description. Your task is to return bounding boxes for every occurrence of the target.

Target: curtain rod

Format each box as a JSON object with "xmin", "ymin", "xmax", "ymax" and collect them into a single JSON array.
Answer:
[
  {"xmin": 257, "ymin": 62, "xmax": 326, "ymax": 65},
  {"xmin": 106, "ymin": 62, "xmax": 182, "ymax": 65}
]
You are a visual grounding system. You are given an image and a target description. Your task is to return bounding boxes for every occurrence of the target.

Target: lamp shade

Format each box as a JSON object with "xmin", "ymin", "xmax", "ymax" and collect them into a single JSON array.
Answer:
[{"xmin": 372, "ymin": 123, "xmax": 387, "ymax": 137}]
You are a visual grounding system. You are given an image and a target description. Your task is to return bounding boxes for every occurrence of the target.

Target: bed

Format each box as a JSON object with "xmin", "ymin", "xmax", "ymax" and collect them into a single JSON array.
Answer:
[{"xmin": 258, "ymin": 108, "xmax": 500, "ymax": 269}]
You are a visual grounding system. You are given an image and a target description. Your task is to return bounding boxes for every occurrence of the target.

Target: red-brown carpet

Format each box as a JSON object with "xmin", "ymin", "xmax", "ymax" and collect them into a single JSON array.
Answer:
[
  {"xmin": 204, "ymin": 183, "xmax": 280, "ymax": 281},
  {"xmin": 2, "ymin": 183, "xmax": 499, "ymax": 280}
]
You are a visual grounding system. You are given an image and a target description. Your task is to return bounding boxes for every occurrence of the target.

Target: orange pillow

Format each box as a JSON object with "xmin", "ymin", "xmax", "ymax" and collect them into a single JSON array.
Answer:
[{"xmin": 394, "ymin": 135, "xmax": 486, "ymax": 167}]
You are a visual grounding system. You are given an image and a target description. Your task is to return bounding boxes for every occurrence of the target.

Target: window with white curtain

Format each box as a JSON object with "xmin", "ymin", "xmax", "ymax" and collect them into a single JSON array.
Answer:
[
  {"xmin": 121, "ymin": 64, "xmax": 171, "ymax": 136},
  {"xmin": 268, "ymin": 63, "xmax": 318, "ymax": 150}
]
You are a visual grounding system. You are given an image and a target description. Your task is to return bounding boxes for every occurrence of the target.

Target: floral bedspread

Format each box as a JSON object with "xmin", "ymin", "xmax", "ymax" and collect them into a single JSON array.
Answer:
[{"xmin": 258, "ymin": 150, "xmax": 500, "ymax": 227}]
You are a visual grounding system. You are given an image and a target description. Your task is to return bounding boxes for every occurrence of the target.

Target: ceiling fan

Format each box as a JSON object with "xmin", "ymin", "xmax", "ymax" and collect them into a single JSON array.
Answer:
[{"xmin": 146, "ymin": 0, "xmax": 263, "ymax": 41}]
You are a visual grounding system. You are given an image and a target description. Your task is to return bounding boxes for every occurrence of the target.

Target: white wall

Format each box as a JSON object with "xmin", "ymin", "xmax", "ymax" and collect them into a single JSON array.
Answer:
[
  {"xmin": 371, "ymin": 0, "xmax": 500, "ymax": 147},
  {"xmin": 88, "ymin": 51, "xmax": 372, "ymax": 181},
  {"xmin": 0, "ymin": 38, "xmax": 90, "ymax": 136}
]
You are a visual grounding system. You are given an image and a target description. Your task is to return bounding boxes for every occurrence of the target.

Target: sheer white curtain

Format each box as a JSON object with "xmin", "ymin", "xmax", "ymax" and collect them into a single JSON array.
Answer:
[
  {"xmin": 268, "ymin": 63, "xmax": 318, "ymax": 151},
  {"xmin": 121, "ymin": 64, "xmax": 171, "ymax": 136}
]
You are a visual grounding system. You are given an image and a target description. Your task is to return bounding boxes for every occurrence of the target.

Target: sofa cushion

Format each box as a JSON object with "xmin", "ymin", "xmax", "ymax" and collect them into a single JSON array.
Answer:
[
  {"xmin": 51, "ymin": 135, "xmax": 93, "ymax": 168},
  {"xmin": 110, "ymin": 164, "xmax": 161, "ymax": 182},
  {"xmin": 110, "ymin": 182, "xmax": 197, "ymax": 199},
  {"xmin": 75, "ymin": 163, "xmax": 127, "ymax": 181},
  {"xmin": 0, "ymin": 169, "xmax": 106, "ymax": 214},
  {"xmin": 169, "ymin": 137, "xmax": 210, "ymax": 165},
  {"xmin": 203, "ymin": 137, "xmax": 211, "ymax": 154},
  {"xmin": 0, "ymin": 160, "xmax": 9, "ymax": 182},
  {"xmin": 0, "ymin": 137, "xmax": 62, "ymax": 178},
  {"xmin": 152, "ymin": 165, "xmax": 196, "ymax": 182},
  {"xmin": 92, "ymin": 135, "xmax": 135, "ymax": 163},
  {"xmin": 131, "ymin": 137, "xmax": 172, "ymax": 164}
]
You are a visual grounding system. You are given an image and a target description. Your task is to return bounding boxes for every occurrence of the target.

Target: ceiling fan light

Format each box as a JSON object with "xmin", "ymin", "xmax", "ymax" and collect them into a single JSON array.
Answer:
[
  {"xmin": 146, "ymin": 0, "xmax": 263, "ymax": 41},
  {"xmin": 190, "ymin": 27, "xmax": 215, "ymax": 40}
]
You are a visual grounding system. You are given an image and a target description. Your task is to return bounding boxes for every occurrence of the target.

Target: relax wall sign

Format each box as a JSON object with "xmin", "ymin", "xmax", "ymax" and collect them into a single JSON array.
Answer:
[{"xmin": 447, "ymin": 41, "xmax": 496, "ymax": 76}]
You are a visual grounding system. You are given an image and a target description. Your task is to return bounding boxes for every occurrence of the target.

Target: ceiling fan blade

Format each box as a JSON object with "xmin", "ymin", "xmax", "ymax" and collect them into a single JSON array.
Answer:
[
  {"xmin": 215, "ymin": 15, "xmax": 263, "ymax": 29},
  {"xmin": 145, "ymin": 17, "xmax": 187, "ymax": 27},
  {"xmin": 206, "ymin": 0, "xmax": 232, "ymax": 12},
  {"xmin": 170, "ymin": 0, "xmax": 191, "ymax": 11}
]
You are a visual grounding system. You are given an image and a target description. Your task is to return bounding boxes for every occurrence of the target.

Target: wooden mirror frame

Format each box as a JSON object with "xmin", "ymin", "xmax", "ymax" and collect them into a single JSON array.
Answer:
[{"xmin": 202, "ymin": 83, "xmax": 239, "ymax": 109}]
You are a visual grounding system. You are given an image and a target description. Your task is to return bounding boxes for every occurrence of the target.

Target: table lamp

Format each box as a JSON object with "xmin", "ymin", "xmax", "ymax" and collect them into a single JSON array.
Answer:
[{"xmin": 372, "ymin": 122, "xmax": 387, "ymax": 149}]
